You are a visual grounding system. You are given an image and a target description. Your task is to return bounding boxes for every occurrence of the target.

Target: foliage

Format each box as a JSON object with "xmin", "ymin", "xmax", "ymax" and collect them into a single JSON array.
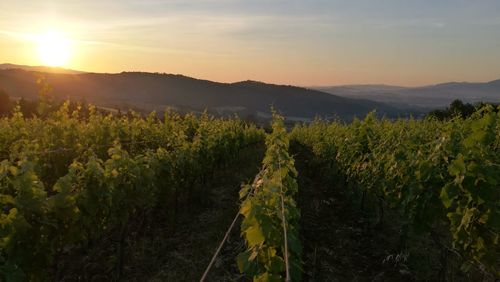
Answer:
[
  {"xmin": 0, "ymin": 103, "xmax": 265, "ymax": 281},
  {"xmin": 426, "ymin": 99, "xmax": 498, "ymax": 120},
  {"xmin": 238, "ymin": 113, "xmax": 302, "ymax": 281},
  {"xmin": 290, "ymin": 109, "xmax": 500, "ymax": 277}
]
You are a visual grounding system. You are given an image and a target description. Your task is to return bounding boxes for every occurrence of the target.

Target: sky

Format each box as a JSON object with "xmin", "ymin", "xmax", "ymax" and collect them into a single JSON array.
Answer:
[{"xmin": 1, "ymin": 0, "xmax": 500, "ymax": 86}]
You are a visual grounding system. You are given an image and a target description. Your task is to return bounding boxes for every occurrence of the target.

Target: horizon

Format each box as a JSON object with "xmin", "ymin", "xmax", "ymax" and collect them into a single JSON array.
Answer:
[
  {"xmin": 1, "ymin": 1, "xmax": 500, "ymax": 87},
  {"xmin": 2, "ymin": 62, "xmax": 500, "ymax": 89}
]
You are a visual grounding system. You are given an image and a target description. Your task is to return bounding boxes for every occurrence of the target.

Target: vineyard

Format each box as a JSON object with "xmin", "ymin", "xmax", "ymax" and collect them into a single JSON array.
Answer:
[
  {"xmin": 0, "ymin": 103, "xmax": 264, "ymax": 281},
  {"xmin": 0, "ymin": 102, "xmax": 499, "ymax": 281},
  {"xmin": 290, "ymin": 109, "xmax": 500, "ymax": 281}
]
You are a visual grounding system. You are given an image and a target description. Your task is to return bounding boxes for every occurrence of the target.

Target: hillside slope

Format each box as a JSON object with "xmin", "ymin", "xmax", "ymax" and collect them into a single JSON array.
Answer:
[{"xmin": 0, "ymin": 68, "xmax": 404, "ymax": 120}]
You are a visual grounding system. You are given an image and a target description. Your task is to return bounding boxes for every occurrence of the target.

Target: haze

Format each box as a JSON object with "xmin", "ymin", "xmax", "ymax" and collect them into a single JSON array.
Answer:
[{"xmin": 1, "ymin": 0, "xmax": 500, "ymax": 86}]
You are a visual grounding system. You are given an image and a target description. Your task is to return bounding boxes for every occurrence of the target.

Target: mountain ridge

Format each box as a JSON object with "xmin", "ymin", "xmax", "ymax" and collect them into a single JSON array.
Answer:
[
  {"xmin": 315, "ymin": 80, "xmax": 500, "ymax": 108},
  {"xmin": 0, "ymin": 66, "xmax": 408, "ymax": 121},
  {"xmin": 4, "ymin": 63, "xmax": 496, "ymax": 117}
]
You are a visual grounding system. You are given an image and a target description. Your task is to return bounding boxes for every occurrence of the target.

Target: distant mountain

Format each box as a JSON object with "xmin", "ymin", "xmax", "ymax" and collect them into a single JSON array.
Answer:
[
  {"xmin": 317, "ymin": 84, "xmax": 408, "ymax": 92},
  {"xmin": 0, "ymin": 63, "xmax": 85, "ymax": 74},
  {"xmin": 314, "ymin": 81, "xmax": 500, "ymax": 108},
  {"xmin": 0, "ymin": 67, "xmax": 407, "ymax": 121}
]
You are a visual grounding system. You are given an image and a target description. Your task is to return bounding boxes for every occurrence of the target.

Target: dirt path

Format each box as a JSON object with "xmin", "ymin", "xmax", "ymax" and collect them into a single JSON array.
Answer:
[
  {"xmin": 296, "ymin": 162, "xmax": 412, "ymax": 282},
  {"xmin": 137, "ymin": 177, "xmax": 250, "ymax": 282}
]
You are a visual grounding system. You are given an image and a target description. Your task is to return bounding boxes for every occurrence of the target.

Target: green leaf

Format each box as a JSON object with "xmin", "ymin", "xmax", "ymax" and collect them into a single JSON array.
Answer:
[
  {"xmin": 440, "ymin": 183, "xmax": 459, "ymax": 208},
  {"xmin": 237, "ymin": 250, "xmax": 258, "ymax": 275},
  {"xmin": 448, "ymin": 154, "xmax": 466, "ymax": 176},
  {"xmin": 460, "ymin": 208, "xmax": 477, "ymax": 229},
  {"xmin": 240, "ymin": 199, "xmax": 252, "ymax": 217},
  {"xmin": 239, "ymin": 184, "xmax": 251, "ymax": 199},
  {"xmin": 267, "ymin": 254, "xmax": 285, "ymax": 274},
  {"xmin": 8, "ymin": 166, "xmax": 18, "ymax": 176},
  {"xmin": 246, "ymin": 225, "xmax": 265, "ymax": 246},
  {"xmin": 0, "ymin": 194, "xmax": 15, "ymax": 205},
  {"xmin": 254, "ymin": 272, "xmax": 283, "ymax": 282}
]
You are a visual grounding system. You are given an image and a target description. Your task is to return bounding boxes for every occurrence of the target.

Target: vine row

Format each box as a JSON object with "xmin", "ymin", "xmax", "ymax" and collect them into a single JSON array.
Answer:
[
  {"xmin": 238, "ymin": 113, "xmax": 302, "ymax": 281},
  {"xmin": 290, "ymin": 108, "xmax": 500, "ymax": 278},
  {"xmin": 0, "ymin": 104, "xmax": 265, "ymax": 281}
]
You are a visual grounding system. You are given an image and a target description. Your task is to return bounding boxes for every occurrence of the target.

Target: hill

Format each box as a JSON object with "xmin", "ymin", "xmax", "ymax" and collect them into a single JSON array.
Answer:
[
  {"xmin": 0, "ymin": 67, "xmax": 406, "ymax": 121},
  {"xmin": 0, "ymin": 63, "xmax": 85, "ymax": 74},
  {"xmin": 314, "ymin": 81, "xmax": 500, "ymax": 109}
]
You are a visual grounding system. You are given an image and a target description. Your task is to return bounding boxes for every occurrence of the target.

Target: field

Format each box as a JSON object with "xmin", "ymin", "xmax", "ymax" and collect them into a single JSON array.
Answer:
[{"xmin": 0, "ymin": 104, "xmax": 499, "ymax": 281}]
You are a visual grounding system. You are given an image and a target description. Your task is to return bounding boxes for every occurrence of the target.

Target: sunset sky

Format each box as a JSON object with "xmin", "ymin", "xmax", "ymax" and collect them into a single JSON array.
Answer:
[{"xmin": 1, "ymin": 0, "xmax": 500, "ymax": 86}]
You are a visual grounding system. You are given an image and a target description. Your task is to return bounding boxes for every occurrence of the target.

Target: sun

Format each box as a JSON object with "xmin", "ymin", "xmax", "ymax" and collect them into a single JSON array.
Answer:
[{"xmin": 36, "ymin": 30, "xmax": 72, "ymax": 67}]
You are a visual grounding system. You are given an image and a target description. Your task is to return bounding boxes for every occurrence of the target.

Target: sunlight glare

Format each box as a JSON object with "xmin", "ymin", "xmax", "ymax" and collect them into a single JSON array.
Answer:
[{"xmin": 36, "ymin": 30, "xmax": 72, "ymax": 67}]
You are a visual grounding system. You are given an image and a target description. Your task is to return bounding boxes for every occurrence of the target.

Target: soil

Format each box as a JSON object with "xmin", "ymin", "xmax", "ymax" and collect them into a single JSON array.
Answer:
[{"xmin": 297, "ymin": 169, "xmax": 412, "ymax": 282}]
